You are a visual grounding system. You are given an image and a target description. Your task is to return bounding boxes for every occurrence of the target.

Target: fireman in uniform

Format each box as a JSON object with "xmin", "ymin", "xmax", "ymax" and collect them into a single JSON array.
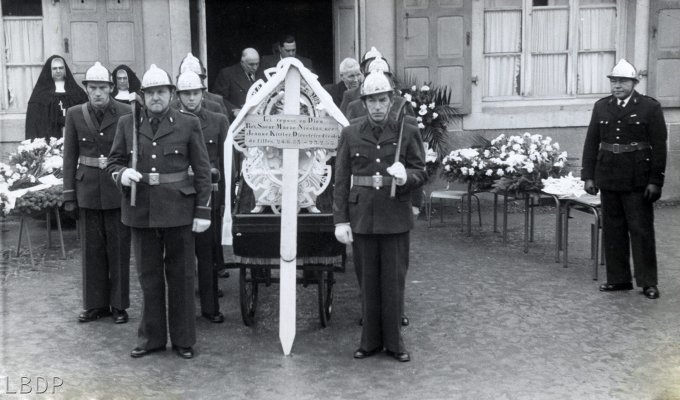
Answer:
[
  {"xmin": 63, "ymin": 62, "xmax": 131, "ymax": 324},
  {"xmin": 178, "ymin": 53, "xmax": 231, "ymax": 117},
  {"xmin": 176, "ymin": 70, "xmax": 229, "ymax": 323},
  {"xmin": 333, "ymin": 71, "xmax": 428, "ymax": 362},
  {"xmin": 107, "ymin": 64, "xmax": 213, "ymax": 359},
  {"xmin": 581, "ymin": 59, "xmax": 667, "ymax": 299}
]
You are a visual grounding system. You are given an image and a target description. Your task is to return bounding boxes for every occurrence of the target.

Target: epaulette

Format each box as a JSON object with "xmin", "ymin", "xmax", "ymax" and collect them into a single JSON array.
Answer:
[
  {"xmin": 349, "ymin": 115, "xmax": 368, "ymax": 125},
  {"xmin": 598, "ymin": 96, "xmax": 613, "ymax": 105}
]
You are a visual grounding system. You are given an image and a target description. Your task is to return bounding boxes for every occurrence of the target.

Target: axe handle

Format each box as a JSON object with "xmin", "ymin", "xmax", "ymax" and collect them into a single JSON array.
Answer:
[
  {"xmin": 130, "ymin": 99, "xmax": 138, "ymax": 207},
  {"xmin": 390, "ymin": 103, "xmax": 408, "ymax": 198}
]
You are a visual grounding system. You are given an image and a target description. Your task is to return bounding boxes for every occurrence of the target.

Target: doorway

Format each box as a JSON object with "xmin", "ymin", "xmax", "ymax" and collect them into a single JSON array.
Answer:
[{"xmin": 204, "ymin": 0, "xmax": 334, "ymax": 88}]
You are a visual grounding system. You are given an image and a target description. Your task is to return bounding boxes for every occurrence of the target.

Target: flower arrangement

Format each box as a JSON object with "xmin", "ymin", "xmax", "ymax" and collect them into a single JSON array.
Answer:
[
  {"xmin": 0, "ymin": 137, "xmax": 65, "ymax": 216},
  {"xmin": 490, "ymin": 133, "xmax": 567, "ymax": 193},
  {"xmin": 400, "ymin": 82, "xmax": 460, "ymax": 163},
  {"xmin": 440, "ymin": 132, "xmax": 568, "ymax": 193},
  {"xmin": 424, "ymin": 143, "xmax": 440, "ymax": 179}
]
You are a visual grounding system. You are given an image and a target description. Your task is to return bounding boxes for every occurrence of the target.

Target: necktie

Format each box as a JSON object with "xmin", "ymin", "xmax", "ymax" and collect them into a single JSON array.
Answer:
[
  {"xmin": 248, "ymin": 73, "xmax": 254, "ymax": 83},
  {"xmin": 618, "ymin": 99, "xmax": 625, "ymax": 108},
  {"xmin": 150, "ymin": 118, "xmax": 159, "ymax": 134},
  {"xmin": 372, "ymin": 126, "xmax": 382, "ymax": 141},
  {"xmin": 95, "ymin": 109, "xmax": 104, "ymax": 125}
]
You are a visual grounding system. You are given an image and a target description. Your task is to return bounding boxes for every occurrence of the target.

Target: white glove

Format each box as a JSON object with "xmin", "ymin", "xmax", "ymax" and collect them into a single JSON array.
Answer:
[
  {"xmin": 121, "ymin": 168, "xmax": 142, "ymax": 186},
  {"xmin": 192, "ymin": 218, "xmax": 211, "ymax": 233},
  {"xmin": 386, "ymin": 162, "xmax": 407, "ymax": 186},
  {"xmin": 334, "ymin": 223, "xmax": 353, "ymax": 244}
]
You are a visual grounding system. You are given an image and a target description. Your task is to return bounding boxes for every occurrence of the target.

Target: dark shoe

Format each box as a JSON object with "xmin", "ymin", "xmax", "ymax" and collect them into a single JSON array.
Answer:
[
  {"xmin": 643, "ymin": 286, "xmax": 660, "ymax": 299},
  {"xmin": 202, "ymin": 312, "xmax": 225, "ymax": 323},
  {"xmin": 353, "ymin": 348, "xmax": 381, "ymax": 359},
  {"xmin": 112, "ymin": 308, "xmax": 128, "ymax": 324},
  {"xmin": 130, "ymin": 346, "xmax": 166, "ymax": 358},
  {"xmin": 386, "ymin": 350, "xmax": 411, "ymax": 362},
  {"xmin": 78, "ymin": 307, "xmax": 112, "ymax": 322},
  {"xmin": 217, "ymin": 289, "xmax": 224, "ymax": 298},
  {"xmin": 599, "ymin": 282, "xmax": 633, "ymax": 292},
  {"xmin": 172, "ymin": 345, "xmax": 194, "ymax": 359},
  {"xmin": 401, "ymin": 316, "xmax": 409, "ymax": 326}
]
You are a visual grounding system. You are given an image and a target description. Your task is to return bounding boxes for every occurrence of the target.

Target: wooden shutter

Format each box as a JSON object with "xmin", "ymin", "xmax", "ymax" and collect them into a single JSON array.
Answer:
[
  {"xmin": 648, "ymin": 0, "xmax": 680, "ymax": 107},
  {"xmin": 396, "ymin": 0, "xmax": 471, "ymax": 114}
]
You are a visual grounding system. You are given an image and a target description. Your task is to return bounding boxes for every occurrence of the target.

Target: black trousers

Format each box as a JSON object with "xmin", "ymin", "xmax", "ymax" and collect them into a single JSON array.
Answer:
[
  {"xmin": 79, "ymin": 208, "xmax": 130, "ymax": 310},
  {"xmin": 195, "ymin": 210, "xmax": 223, "ymax": 316},
  {"xmin": 353, "ymin": 232, "xmax": 408, "ymax": 353},
  {"xmin": 132, "ymin": 226, "xmax": 196, "ymax": 349},
  {"xmin": 601, "ymin": 189, "xmax": 658, "ymax": 287}
]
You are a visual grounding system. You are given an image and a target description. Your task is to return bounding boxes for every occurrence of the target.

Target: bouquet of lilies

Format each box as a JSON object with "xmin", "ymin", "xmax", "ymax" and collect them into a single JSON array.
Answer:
[
  {"xmin": 440, "ymin": 147, "xmax": 498, "ymax": 191},
  {"xmin": 400, "ymin": 83, "xmax": 459, "ymax": 162}
]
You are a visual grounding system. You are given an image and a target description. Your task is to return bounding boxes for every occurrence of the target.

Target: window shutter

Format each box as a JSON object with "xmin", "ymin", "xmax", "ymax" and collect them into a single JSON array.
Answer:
[
  {"xmin": 396, "ymin": 0, "xmax": 472, "ymax": 114},
  {"xmin": 648, "ymin": 0, "xmax": 680, "ymax": 107}
]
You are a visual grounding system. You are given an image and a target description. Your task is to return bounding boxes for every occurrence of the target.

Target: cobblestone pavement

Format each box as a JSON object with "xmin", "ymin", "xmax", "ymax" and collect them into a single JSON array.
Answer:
[{"xmin": 1, "ymin": 198, "xmax": 680, "ymax": 400}]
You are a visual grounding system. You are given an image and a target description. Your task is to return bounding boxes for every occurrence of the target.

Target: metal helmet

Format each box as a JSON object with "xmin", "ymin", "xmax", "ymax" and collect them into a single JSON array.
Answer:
[
  {"xmin": 82, "ymin": 61, "xmax": 112, "ymax": 85},
  {"xmin": 367, "ymin": 57, "xmax": 391, "ymax": 74},
  {"xmin": 360, "ymin": 71, "xmax": 393, "ymax": 98},
  {"xmin": 361, "ymin": 46, "xmax": 382, "ymax": 63},
  {"xmin": 179, "ymin": 52, "xmax": 206, "ymax": 77},
  {"xmin": 607, "ymin": 59, "xmax": 639, "ymax": 81},
  {"xmin": 141, "ymin": 64, "xmax": 175, "ymax": 90},
  {"xmin": 176, "ymin": 71, "xmax": 205, "ymax": 92}
]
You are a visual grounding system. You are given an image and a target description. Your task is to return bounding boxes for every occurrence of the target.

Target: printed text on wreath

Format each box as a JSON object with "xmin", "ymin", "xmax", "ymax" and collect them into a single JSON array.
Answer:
[{"xmin": 243, "ymin": 115, "xmax": 340, "ymax": 149}]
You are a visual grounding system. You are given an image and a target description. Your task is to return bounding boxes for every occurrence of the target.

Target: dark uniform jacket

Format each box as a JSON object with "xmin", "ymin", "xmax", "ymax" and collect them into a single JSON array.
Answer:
[
  {"xmin": 171, "ymin": 97, "xmax": 226, "ymax": 117},
  {"xmin": 340, "ymin": 87, "xmax": 361, "ymax": 116},
  {"xmin": 213, "ymin": 63, "xmax": 263, "ymax": 111},
  {"xmin": 106, "ymin": 107, "xmax": 212, "ymax": 228},
  {"xmin": 63, "ymin": 100, "xmax": 131, "ymax": 209},
  {"xmin": 323, "ymin": 81, "xmax": 348, "ymax": 107},
  {"xmin": 192, "ymin": 107, "xmax": 229, "ymax": 208},
  {"xmin": 333, "ymin": 116, "xmax": 427, "ymax": 234},
  {"xmin": 581, "ymin": 91, "xmax": 667, "ymax": 191},
  {"xmin": 204, "ymin": 91, "xmax": 231, "ymax": 116}
]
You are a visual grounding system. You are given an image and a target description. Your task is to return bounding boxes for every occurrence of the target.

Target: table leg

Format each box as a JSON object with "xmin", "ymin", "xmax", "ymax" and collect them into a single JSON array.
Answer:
[
  {"xmin": 523, "ymin": 193, "xmax": 529, "ymax": 253},
  {"xmin": 563, "ymin": 204, "xmax": 570, "ymax": 268},
  {"xmin": 54, "ymin": 207, "xmax": 66, "ymax": 259},
  {"xmin": 46, "ymin": 211, "xmax": 52, "ymax": 249},
  {"xmin": 493, "ymin": 193, "xmax": 498, "ymax": 233},
  {"xmin": 502, "ymin": 193, "xmax": 508, "ymax": 245}
]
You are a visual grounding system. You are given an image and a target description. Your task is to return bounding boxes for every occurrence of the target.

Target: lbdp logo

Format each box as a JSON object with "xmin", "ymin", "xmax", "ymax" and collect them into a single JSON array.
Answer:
[{"xmin": 1, "ymin": 376, "xmax": 64, "ymax": 395}]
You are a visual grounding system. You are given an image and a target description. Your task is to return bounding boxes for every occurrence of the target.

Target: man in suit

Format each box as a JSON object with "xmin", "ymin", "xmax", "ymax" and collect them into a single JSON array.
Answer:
[
  {"xmin": 176, "ymin": 70, "xmax": 229, "ymax": 324},
  {"xmin": 261, "ymin": 34, "xmax": 314, "ymax": 73},
  {"xmin": 333, "ymin": 71, "xmax": 427, "ymax": 362},
  {"xmin": 324, "ymin": 57, "xmax": 363, "ymax": 107},
  {"xmin": 107, "ymin": 64, "xmax": 213, "ymax": 359},
  {"xmin": 581, "ymin": 59, "xmax": 667, "ymax": 300},
  {"xmin": 63, "ymin": 62, "xmax": 131, "ymax": 324},
  {"xmin": 214, "ymin": 48, "xmax": 263, "ymax": 120},
  {"xmin": 339, "ymin": 47, "xmax": 382, "ymax": 115}
]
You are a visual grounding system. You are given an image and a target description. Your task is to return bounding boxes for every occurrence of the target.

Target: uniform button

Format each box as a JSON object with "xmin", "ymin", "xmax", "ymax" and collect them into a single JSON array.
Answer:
[
  {"xmin": 617, "ymin": 121, "xmax": 621, "ymax": 124},
  {"xmin": 636, "ymin": 122, "xmax": 640, "ymax": 125},
  {"xmin": 82, "ymin": 138, "xmax": 87, "ymax": 141},
  {"xmin": 376, "ymin": 158, "xmax": 381, "ymax": 163},
  {"xmin": 209, "ymin": 140, "xmax": 213, "ymax": 143},
  {"xmin": 616, "ymin": 136, "xmax": 620, "ymax": 139},
  {"xmin": 175, "ymin": 150, "xmax": 178, "ymax": 154},
  {"xmin": 616, "ymin": 128, "xmax": 620, "ymax": 131},
  {"xmin": 152, "ymin": 142, "xmax": 157, "ymax": 146},
  {"xmin": 355, "ymin": 153, "xmax": 360, "ymax": 157},
  {"xmin": 151, "ymin": 167, "xmax": 157, "ymax": 172},
  {"xmin": 100, "ymin": 132, "xmax": 104, "ymax": 136},
  {"xmin": 100, "ymin": 154, "xmax": 104, "ymax": 157},
  {"xmin": 151, "ymin": 154, "xmax": 157, "ymax": 159},
  {"xmin": 377, "ymin": 145, "xmax": 381, "ymax": 149}
]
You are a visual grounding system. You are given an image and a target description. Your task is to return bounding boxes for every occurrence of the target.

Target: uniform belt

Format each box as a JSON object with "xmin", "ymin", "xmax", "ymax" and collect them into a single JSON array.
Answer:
[
  {"xmin": 140, "ymin": 171, "xmax": 189, "ymax": 186},
  {"xmin": 352, "ymin": 174, "xmax": 393, "ymax": 189},
  {"xmin": 79, "ymin": 155, "xmax": 108, "ymax": 169},
  {"xmin": 600, "ymin": 142, "xmax": 651, "ymax": 154}
]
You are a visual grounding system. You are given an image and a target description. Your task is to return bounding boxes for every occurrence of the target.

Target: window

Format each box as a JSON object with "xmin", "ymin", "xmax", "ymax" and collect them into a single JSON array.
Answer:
[
  {"xmin": 483, "ymin": 0, "xmax": 618, "ymax": 99},
  {"xmin": 0, "ymin": 0, "xmax": 43, "ymax": 112}
]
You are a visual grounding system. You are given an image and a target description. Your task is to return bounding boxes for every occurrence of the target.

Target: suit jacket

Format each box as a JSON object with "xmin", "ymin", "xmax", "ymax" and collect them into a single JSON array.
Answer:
[
  {"xmin": 106, "ymin": 107, "xmax": 212, "ymax": 228},
  {"xmin": 63, "ymin": 99, "xmax": 131, "ymax": 209},
  {"xmin": 204, "ymin": 91, "xmax": 231, "ymax": 116},
  {"xmin": 339, "ymin": 87, "xmax": 361, "ymax": 116},
  {"xmin": 323, "ymin": 81, "xmax": 348, "ymax": 107},
  {"xmin": 213, "ymin": 63, "xmax": 263, "ymax": 111},
  {"xmin": 333, "ymin": 116, "xmax": 427, "ymax": 234},
  {"xmin": 261, "ymin": 55, "xmax": 314, "ymax": 74},
  {"xmin": 581, "ymin": 91, "xmax": 667, "ymax": 191}
]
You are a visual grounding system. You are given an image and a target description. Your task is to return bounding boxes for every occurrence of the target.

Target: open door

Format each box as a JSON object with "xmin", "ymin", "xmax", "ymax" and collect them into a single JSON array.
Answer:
[{"xmin": 60, "ymin": 0, "xmax": 143, "ymax": 84}]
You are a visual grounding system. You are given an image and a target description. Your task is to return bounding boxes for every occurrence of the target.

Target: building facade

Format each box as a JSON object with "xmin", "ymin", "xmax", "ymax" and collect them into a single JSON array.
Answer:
[{"xmin": 1, "ymin": 0, "xmax": 678, "ymax": 198}]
